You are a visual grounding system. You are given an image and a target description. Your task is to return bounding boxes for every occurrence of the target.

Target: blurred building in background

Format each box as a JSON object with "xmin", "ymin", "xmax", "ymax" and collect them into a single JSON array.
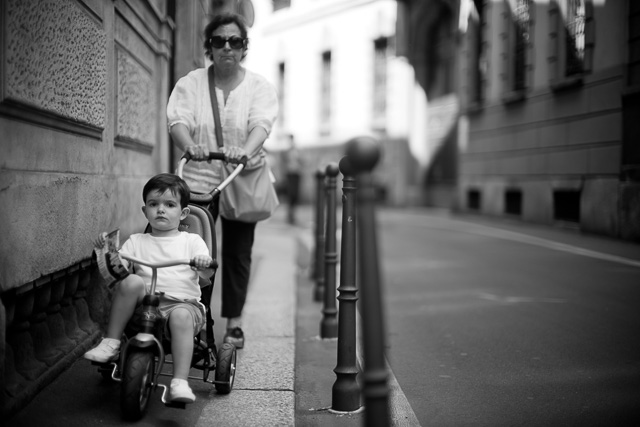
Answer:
[
  {"xmin": 244, "ymin": 0, "xmax": 422, "ymax": 206},
  {"xmin": 397, "ymin": 0, "xmax": 640, "ymax": 241}
]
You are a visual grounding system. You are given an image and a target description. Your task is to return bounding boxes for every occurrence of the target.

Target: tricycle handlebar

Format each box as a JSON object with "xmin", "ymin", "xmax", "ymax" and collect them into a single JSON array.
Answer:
[
  {"xmin": 119, "ymin": 253, "xmax": 217, "ymax": 296},
  {"xmin": 119, "ymin": 253, "xmax": 216, "ymax": 270}
]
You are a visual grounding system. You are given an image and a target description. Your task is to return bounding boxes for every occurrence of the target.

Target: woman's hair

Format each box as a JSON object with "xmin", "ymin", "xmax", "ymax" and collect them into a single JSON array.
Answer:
[
  {"xmin": 204, "ymin": 13, "xmax": 249, "ymax": 61},
  {"xmin": 143, "ymin": 173, "xmax": 191, "ymax": 209}
]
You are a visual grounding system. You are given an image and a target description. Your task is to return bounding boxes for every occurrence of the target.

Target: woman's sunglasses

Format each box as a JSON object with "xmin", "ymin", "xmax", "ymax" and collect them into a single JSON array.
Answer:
[{"xmin": 209, "ymin": 36, "xmax": 246, "ymax": 50}]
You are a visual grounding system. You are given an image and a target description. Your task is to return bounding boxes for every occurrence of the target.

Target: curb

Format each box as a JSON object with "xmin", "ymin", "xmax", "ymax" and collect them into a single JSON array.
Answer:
[{"xmin": 293, "ymin": 217, "xmax": 421, "ymax": 427}]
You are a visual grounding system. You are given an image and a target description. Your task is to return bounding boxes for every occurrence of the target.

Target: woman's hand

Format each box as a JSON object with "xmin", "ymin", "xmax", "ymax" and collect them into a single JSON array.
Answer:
[
  {"xmin": 221, "ymin": 145, "xmax": 247, "ymax": 163},
  {"xmin": 187, "ymin": 145, "xmax": 210, "ymax": 161}
]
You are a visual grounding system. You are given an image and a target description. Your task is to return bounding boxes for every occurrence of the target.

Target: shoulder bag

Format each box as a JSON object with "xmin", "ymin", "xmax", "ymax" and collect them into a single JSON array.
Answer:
[{"xmin": 208, "ymin": 66, "xmax": 279, "ymax": 222}]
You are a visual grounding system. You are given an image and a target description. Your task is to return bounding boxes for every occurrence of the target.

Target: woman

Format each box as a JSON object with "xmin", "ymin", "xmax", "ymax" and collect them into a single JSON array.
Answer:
[{"xmin": 167, "ymin": 13, "xmax": 279, "ymax": 349}]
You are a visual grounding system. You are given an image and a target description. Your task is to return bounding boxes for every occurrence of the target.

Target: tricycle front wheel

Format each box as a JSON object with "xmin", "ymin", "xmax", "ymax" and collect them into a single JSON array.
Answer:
[{"xmin": 121, "ymin": 349, "xmax": 155, "ymax": 420}]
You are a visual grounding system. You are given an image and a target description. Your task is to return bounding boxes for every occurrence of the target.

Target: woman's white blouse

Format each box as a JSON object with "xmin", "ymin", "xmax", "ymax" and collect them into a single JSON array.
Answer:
[{"xmin": 167, "ymin": 67, "xmax": 279, "ymax": 193}]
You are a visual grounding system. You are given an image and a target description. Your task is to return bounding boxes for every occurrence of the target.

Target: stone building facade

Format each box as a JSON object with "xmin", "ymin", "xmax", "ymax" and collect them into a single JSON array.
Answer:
[
  {"xmin": 396, "ymin": 0, "xmax": 640, "ymax": 241},
  {"xmin": 243, "ymin": 0, "xmax": 421, "ymax": 206},
  {"xmin": 0, "ymin": 0, "xmax": 213, "ymax": 416}
]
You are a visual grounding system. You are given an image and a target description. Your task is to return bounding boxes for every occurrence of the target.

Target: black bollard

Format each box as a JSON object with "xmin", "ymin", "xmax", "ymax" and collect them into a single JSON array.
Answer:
[
  {"xmin": 331, "ymin": 155, "xmax": 361, "ymax": 412},
  {"xmin": 320, "ymin": 162, "xmax": 339, "ymax": 339},
  {"xmin": 313, "ymin": 167, "xmax": 326, "ymax": 302},
  {"xmin": 345, "ymin": 136, "xmax": 389, "ymax": 427}
]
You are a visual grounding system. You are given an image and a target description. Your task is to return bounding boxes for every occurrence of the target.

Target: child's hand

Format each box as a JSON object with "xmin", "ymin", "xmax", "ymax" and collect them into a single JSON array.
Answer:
[
  {"xmin": 93, "ymin": 232, "xmax": 107, "ymax": 248},
  {"xmin": 191, "ymin": 255, "xmax": 213, "ymax": 271}
]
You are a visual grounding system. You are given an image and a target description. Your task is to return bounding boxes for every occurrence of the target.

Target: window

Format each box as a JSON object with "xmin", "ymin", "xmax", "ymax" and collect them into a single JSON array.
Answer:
[
  {"xmin": 373, "ymin": 37, "xmax": 388, "ymax": 130},
  {"xmin": 621, "ymin": 2, "xmax": 640, "ymax": 182},
  {"xmin": 467, "ymin": 189, "xmax": 481, "ymax": 210},
  {"xmin": 548, "ymin": 0, "xmax": 593, "ymax": 90},
  {"xmin": 467, "ymin": 0, "xmax": 486, "ymax": 107},
  {"xmin": 627, "ymin": 1, "xmax": 640, "ymax": 88},
  {"xmin": 565, "ymin": 0, "xmax": 586, "ymax": 76},
  {"xmin": 273, "ymin": 0, "xmax": 290, "ymax": 12},
  {"xmin": 277, "ymin": 62, "xmax": 286, "ymax": 128},
  {"xmin": 553, "ymin": 190, "xmax": 581, "ymax": 223},
  {"xmin": 505, "ymin": 189, "xmax": 523, "ymax": 215},
  {"xmin": 512, "ymin": 0, "xmax": 531, "ymax": 91},
  {"xmin": 501, "ymin": 0, "xmax": 532, "ymax": 102},
  {"xmin": 320, "ymin": 51, "xmax": 331, "ymax": 134}
]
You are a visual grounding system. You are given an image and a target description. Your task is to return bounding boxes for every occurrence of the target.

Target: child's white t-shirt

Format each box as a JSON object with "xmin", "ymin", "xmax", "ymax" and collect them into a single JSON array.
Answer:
[{"xmin": 120, "ymin": 232, "xmax": 210, "ymax": 301}]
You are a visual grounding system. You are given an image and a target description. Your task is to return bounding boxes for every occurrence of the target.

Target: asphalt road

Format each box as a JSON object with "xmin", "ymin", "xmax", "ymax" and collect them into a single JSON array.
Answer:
[{"xmin": 376, "ymin": 210, "xmax": 640, "ymax": 427}]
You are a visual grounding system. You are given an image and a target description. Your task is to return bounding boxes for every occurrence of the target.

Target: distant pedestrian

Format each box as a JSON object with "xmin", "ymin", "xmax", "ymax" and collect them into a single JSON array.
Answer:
[{"xmin": 282, "ymin": 134, "xmax": 303, "ymax": 224}]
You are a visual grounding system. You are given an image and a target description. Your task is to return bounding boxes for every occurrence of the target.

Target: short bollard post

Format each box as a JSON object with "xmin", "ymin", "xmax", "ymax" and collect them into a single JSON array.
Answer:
[
  {"xmin": 331, "ymin": 155, "xmax": 360, "ymax": 412},
  {"xmin": 345, "ymin": 136, "xmax": 389, "ymax": 427},
  {"xmin": 313, "ymin": 167, "xmax": 326, "ymax": 302},
  {"xmin": 320, "ymin": 162, "xmax": 339, "ymax": 339}
]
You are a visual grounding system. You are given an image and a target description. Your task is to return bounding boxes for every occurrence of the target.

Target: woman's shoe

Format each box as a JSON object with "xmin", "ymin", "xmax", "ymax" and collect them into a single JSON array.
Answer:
[{"xmin": 223, "ymin": 327, "xmax": 245, "ymax": 349}]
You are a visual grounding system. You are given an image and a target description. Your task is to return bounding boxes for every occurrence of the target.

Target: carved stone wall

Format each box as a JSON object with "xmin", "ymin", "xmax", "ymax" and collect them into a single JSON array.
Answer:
[
  {"xmin": 115, "ymin": 11, "xmax": 158, "ymax": 149},
  {"xmin": 116, "ymin": 49, "xmax": 156, "ymax": 147},
  {"xmin": 4, "ymin": 0, "xmax": 107, "ymax": 128},
  {"xmin": 1, "ymin": 0, "xmax": 180, "ymax": 419}
]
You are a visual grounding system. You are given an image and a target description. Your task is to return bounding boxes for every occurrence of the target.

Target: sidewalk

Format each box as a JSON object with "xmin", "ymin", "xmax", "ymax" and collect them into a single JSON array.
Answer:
[
  {"xmin": 195, "ymin": 204, "xmax": 368, "ymax": 426},
  {"xmin": 6, "ymin": 204, "xmax": 416, "ymax": 427},
  {"xmin": 288, "ymin": 212, "xmax": 365, "ymax": 427},
  {"xmin": 195, "ymin": 207, "xmax": 299, "ymax": 425},
  {"xmin": 245, "ymin": 205, "xmax": 367, "ymax": 426},
  {"xmin": 4, "ymin": 204, "xmax": 362, "ymax": 427}
]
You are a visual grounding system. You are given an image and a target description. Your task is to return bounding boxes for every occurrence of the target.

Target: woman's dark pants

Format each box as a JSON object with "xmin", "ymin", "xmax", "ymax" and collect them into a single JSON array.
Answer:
[{"xmin": 209, "ymin": 199, "xmax": 256, "ymax": 319}]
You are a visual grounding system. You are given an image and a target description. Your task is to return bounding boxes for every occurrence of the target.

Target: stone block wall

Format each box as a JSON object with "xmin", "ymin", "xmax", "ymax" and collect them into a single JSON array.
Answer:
[{"xmin": 0, "ymin": 0, "xmax": 179, "ymax": 417}]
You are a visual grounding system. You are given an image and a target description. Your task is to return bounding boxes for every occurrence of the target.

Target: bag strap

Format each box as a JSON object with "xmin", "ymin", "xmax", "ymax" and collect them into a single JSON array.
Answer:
[{"xmin": 208, "ymin": 66, "xmax": 224, "ymax": 148}]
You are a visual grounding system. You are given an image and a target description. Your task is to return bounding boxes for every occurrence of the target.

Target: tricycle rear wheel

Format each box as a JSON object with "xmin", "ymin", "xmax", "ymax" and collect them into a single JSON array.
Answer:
[{"xmin": 214, "ymin": 343, "xmax": 236, "ymax": 394}]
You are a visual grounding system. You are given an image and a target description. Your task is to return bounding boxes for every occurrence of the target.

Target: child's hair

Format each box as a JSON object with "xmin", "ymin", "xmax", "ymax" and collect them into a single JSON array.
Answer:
[{"xmin": 142, "ymin": 174, "xmax": 191, "ymax": 209}]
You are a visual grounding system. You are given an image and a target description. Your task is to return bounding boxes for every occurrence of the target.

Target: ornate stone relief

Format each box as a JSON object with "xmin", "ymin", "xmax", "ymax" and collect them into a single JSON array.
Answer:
[
  {"xmin": 4, "ymin": 0, "xmax": 107, "ymax": 129},
  {"xmin": 116, "ymin": 49, "xmax": 156, "ymax": 148}
]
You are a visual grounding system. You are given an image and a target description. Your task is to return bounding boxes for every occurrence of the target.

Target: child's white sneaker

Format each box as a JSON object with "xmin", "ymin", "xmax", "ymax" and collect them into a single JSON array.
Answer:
[
  {"xmin": 170, "ymin": 379, "xmax": 195, "ymax": 403},
  {"xmin": 83, "ymin": 338, "xmax": 120, "ymax": 363}
]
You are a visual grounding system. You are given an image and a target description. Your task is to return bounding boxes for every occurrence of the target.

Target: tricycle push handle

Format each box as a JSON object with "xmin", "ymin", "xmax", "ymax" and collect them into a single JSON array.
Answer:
[
  {"xmin": 181, "ymin": 151, "xmax": 227, "ymax": 162},
  {"xmin": 176, "ymin": 150, "xmax": 246, "ymax": 198},
  {"xmin": 180, "ymin": 151, "xmax": 248, "ymax": 167}
]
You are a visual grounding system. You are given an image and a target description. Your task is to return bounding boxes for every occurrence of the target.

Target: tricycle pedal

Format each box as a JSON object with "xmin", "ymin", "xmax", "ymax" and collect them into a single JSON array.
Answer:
[
  {"xmin": 92, "ymin": 361, "xmax": 121, "ymax": 381},
  {"xmin": 158, "ymin": 383, "xmax": 188, "ymax": 409}
]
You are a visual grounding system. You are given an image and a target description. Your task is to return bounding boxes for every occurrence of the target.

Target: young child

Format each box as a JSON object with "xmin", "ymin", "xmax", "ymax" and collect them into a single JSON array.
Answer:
[{"xmin": 84, "ymin": 173, "xmax": 214, "ymax": 404}]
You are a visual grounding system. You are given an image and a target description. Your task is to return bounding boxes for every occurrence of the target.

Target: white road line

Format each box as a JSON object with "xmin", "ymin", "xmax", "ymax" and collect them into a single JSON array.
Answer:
[
  {"xmin": 460, "ymin": 223, "xmax": 640, "ymax": 269},
  {"xmin": 396, "ymin": 213, "xmax": 640, "ymax": 269}
]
